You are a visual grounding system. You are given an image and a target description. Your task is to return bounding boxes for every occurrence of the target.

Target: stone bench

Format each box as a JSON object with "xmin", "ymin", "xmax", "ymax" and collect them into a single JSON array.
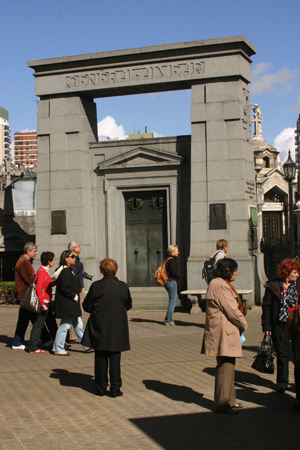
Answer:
[{"xmin": 181, "ymin": 289, "xmax": 253, "ymax": 314}]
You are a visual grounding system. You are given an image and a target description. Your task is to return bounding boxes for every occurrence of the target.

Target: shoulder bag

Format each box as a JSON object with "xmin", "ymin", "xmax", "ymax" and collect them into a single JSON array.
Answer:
[{"xmin": 20, "ymin": 283, "xmax": 41, "ymax": 313}]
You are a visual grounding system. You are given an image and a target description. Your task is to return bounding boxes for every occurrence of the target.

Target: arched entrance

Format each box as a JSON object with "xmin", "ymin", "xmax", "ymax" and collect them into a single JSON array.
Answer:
[{"xmin": 28, "ymin": 36, "xmax": 257, "ymax": 306}]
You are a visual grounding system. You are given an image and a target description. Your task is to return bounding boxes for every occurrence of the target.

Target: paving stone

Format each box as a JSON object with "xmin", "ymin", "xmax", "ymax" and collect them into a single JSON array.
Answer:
[{"xmin": 1, "ymin": 306, "xmax": 300, "ymax": 449}]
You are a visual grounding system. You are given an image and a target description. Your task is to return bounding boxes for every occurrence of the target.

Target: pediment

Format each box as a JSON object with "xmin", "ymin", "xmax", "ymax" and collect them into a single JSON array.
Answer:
[
  {"xmin": 97, "ymin": 146, "xmax": 183, "ymax": 172},
  {"xmin": 258, "ymin": 170, "xmax": 289, "ymax": 195}
]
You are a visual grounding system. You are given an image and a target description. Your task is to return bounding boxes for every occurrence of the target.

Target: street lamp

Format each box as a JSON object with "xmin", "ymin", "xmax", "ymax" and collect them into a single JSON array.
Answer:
[{"xmin": 283, "ymin": 150, "xmax": 297, "ymax": 258}]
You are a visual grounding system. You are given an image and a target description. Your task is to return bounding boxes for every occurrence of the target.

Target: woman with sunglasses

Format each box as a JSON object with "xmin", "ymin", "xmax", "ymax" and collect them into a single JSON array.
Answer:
[{"xmin": 52, "ymin": 250, "xmax": 88, "ymax": 356}]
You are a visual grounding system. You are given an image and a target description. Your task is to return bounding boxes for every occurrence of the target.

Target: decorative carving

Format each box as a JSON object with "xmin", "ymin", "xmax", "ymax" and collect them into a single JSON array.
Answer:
[
  {"xmin": 0, "ymin": 154, "xmax": 24, "ymax": 188},
  {"xmin": 127, "ymin": 197, "xmax": 143, "ymax": 212},
  {"xmin": 66, "ymin": 60, "xmax": 205, "ymax": 89},
  {"xmin": 150, "ymin": 196, "xmax": 164, "ymax": 211}
]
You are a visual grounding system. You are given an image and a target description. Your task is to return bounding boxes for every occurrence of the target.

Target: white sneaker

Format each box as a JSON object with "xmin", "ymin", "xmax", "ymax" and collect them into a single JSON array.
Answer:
[
  {"xmin": 12, "ymin": 345, "xmax": 26, "ymax": 350},
  {"xmin": 165, "ymin": 321, "xmax": 176, "ymax": 326}
]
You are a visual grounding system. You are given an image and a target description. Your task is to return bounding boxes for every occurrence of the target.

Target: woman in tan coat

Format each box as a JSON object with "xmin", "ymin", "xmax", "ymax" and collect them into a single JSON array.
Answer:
[{"xmin": 202, "ymin": 258, "xmax": 247, "ymax": 414}]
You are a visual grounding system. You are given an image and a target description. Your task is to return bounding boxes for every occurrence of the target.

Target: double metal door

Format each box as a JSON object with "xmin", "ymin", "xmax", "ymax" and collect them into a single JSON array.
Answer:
[{"xmin": 124, "ymin": 191, "xmax": 167, "ymax": 286}]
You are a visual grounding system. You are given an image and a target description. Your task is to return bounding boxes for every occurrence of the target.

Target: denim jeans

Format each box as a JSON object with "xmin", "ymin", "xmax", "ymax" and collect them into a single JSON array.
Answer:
[
  {"xmin": 164, "ymin": 280, "xmax": 178, "ymax": 322},
  {"xmin": 52, "ymin": 317, "xmax": 88, "ymax": 352}
]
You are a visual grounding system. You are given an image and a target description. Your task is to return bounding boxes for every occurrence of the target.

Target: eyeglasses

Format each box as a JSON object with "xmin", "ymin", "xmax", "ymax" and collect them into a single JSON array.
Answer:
[{"xmin": 69, "ymin": 255, "xmax": 76, "ymax": 259}]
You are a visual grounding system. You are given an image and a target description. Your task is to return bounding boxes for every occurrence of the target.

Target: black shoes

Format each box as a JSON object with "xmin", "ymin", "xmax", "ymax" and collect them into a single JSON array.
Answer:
[
  {"xmin": 96, "ymin": 390, "xmax": 123, "ymax": 398},
  {"xmin": 110, "ymin": 391, "xmax": 123, "ymax": 398}
]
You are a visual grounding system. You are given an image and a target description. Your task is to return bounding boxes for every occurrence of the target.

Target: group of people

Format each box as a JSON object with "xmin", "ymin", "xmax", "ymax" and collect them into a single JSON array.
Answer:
[
  {"xmin": 12, "ymin": 241, "xmax": 132, "ymax": 398},
  {"xmin": 164, "ymin": 239, "xmax": 300, "ymax": 413},
  {"xmin": 11, "ymin": 239, "xmax": 300, "ymax": 407},
  {"xmin": 199, "ymin": 241, "xmax": 300, "ymax": 413}
]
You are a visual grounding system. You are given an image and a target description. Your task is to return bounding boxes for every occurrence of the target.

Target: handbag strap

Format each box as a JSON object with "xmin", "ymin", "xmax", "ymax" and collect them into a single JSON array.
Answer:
[{"xmin": 262, "ymin": 334, "xmax": 274, "ymax": 352}]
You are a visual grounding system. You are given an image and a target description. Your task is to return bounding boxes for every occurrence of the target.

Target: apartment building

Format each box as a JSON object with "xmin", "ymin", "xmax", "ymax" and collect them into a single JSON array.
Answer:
[{"xmin": 14, "ymin": 129, "xmax": 37, "ymax": 167}]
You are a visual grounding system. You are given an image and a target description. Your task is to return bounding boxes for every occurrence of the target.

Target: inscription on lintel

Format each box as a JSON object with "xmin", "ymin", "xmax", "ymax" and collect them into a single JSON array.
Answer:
[{"xmin": 65, "ymin": 60, "xmax": 205, "ymax": 89}]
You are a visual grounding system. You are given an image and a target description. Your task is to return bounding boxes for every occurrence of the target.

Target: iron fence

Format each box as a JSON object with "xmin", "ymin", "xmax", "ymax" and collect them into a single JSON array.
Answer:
[{"xmin": 260, "ymin": 239, "xmax": 300, "ymax": 280}]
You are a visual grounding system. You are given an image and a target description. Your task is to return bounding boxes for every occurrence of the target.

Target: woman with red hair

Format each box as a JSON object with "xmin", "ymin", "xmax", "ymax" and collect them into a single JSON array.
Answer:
[{"xmin": 262, "ymin": 258, "xmax": 300, "ymax": 393}]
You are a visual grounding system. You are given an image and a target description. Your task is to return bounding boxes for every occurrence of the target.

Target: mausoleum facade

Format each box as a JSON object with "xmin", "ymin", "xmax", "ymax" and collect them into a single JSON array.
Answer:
[{"xmin": 28, "ymin": 36, "xmax": 257, "ymax": 307}]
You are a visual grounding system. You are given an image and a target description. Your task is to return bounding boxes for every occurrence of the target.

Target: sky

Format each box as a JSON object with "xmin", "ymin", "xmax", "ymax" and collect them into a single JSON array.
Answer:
[{"xmin": 1, "ymin": 0, "xmax": 299, "ymax": 165}]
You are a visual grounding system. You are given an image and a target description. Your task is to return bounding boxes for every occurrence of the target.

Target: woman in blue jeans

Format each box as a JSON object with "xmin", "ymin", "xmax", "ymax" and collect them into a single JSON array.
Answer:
[
  {"xmin": 52, "ymin": 250, "xmax": 88, "ymax": 355},
  {"xmin": 164, "ymin": 245, "xmax": 181, "ymax": 326}
]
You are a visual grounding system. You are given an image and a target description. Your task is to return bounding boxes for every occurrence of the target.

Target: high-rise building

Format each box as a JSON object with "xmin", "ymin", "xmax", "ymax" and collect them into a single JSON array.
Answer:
[
  {"xmin": 14, "ymin": 129, "xmax": 37, "ymax": 167},
  {"xmin": 0, "ymin": 107, "xmax": 11, "ymax": 161}
]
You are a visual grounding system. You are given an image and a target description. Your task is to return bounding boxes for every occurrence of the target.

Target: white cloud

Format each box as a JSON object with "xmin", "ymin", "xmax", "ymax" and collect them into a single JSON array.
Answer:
[
  {"xmin": 252, "ymin": 63, "xmax": 298, "ymax": 95},
  {"xmin": 274, "ymin": 127, "xmax": 296, "ymax": 164},
  {"xmin": 152, "ymin": 131, "xmax": 164, "ymax": 138},
  {"xmin": 97, "ymin": 115, "xmax": 164, "ymax": 141},
  {"xmin": 97, "ymin": 116, "xmax": 128, "ymax": 141}
]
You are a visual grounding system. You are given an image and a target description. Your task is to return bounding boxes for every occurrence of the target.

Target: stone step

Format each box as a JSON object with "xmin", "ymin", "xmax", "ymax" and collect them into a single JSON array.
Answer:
[{"xmin": 129, "ymin": 287, "xmax": 169, "ymax": 310}]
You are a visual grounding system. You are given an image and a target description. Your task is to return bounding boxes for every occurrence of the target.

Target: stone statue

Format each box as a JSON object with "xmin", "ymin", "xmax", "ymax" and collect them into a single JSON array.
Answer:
[
  {"xmin": 0, "ymin": 155, "xmax": 24, "ymax": 188},
  {"xmin": 252, "ymin": 104, "xmax": 263, "ymax": 138}
]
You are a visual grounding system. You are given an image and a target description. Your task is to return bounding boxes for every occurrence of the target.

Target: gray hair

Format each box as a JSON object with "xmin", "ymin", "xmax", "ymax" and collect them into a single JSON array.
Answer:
[
  {"xmin": 68, "ymin": 241, "xmax": 77, "ymax": 251},
  {"xmin": 23, "ymin": 242, "xmax": 37, "ymax": 253}
]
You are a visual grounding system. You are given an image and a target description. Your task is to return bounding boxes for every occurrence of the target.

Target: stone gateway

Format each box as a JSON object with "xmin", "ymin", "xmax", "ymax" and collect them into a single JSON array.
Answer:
[{"xmin": 28, "ymin": 36, "xmax": 257, "ymax": 308}]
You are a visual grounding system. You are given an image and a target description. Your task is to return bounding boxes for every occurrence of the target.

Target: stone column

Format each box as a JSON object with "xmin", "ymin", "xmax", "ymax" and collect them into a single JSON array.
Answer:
[
  {"xmin": 188, "ymin": 80, "xmax": 255, "ymax": 300},
  {"xmin": 36, "ymin": 95, "xmax": 97, "ymax": 271}
]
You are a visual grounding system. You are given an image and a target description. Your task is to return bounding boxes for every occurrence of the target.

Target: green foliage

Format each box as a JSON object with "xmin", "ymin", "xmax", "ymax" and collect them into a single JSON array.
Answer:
[{"xmin": 0, "ymin": 282, "xmax": 19, "ymax": 305}]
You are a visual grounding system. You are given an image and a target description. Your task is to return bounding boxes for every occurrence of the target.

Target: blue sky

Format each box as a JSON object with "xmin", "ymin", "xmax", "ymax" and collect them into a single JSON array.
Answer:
[{"xmin": 1, "ymin": 0, "xmax": 299, "ymax": 164}]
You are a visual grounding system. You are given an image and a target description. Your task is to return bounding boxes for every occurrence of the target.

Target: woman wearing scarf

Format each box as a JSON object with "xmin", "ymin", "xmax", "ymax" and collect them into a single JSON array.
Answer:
[
  {"xmin": 262, "ymin": 258, "xmax": 300, "ymax": 393},
  {"xmin": 201, "ymin": 258, "xmax": 247, "ymax": 414}
]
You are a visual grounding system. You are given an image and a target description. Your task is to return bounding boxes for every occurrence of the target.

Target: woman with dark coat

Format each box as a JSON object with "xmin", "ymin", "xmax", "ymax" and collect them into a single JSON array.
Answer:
[
  {"xmin": 262, "ymin": 258, "xmax": 300, "ymax": 393},
  {"xmin": 82, "ymin": 258, "xmax": 132, "ymax": 397},
  {"xmin": 52, "ymin": 250, "xmax": 87, "ymax": 356}
]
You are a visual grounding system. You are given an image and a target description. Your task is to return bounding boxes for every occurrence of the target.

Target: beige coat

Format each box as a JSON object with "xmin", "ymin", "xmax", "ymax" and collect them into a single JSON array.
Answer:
[{"xmin": 201, "ymin": 278, "xmax": 247, "ymax": 357}]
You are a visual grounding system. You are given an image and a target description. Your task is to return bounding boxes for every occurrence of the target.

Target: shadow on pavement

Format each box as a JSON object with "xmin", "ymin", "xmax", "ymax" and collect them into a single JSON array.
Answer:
[
  {"xmin": 130, "ymin": 318, "xmax": 204, "ymax": 328},
  {"xmin": 203, "ymin": 367, "xmax": 295, "ymax": 408},
  {"xmin": 50, "ymin": 368, "xmax": 95, "ymax": 394},
  {"xmin": 130, "ymin": 405, "xmax": 300, "ymax": 450},
  {"xmin": 143, "ymin": 380, "xmax": 214, "ymax": 411},
  {"xmin": 0, "ymin": 334, "xmax": 13, "ymax": 346}
]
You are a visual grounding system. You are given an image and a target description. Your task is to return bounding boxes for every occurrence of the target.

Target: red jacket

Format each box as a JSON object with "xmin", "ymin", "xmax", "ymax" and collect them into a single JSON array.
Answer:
[{"xmin": 35, "ymin": 266, "xmax": 56, "ymax": 307}]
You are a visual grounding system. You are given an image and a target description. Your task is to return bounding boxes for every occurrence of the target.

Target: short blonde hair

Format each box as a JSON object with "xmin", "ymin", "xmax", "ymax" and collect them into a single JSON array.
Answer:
[
  {"xmin": 167, "ymin": 245, "xmax": 178, "ymax": 255},
  {"xmin": 216, "ymin": 239, "xmax": 228, "ymax": 250}
]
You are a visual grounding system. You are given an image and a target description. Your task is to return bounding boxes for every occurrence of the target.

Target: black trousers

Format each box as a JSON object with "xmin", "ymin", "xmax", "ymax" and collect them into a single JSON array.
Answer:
[
  {"xmin": 12, "ymin": 306, "xmax": 51, "ymax": 347},
  {"xmin": 272, "ymin": 322, "xmax": 290, "ymax": 390},
  {"xmin": 29, "ymin": 303, "xmax": 58, "ymax": 352},
  {"xmin": 95, "ymin": 351, "xmax": 121, "ymax": 395}
]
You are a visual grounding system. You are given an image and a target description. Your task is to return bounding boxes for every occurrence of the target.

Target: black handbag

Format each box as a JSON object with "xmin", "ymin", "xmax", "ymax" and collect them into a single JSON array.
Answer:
[
  {"xmin": 20, "ymin": 283, "xmax": 41, "ymax": 314},
  {"xmin": 251, "ymin": 335, "xmax": 275, "ymax": 374}
]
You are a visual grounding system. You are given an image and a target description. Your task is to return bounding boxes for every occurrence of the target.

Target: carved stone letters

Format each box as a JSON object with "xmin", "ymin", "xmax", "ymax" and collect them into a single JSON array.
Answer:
[{"xmin": 65, "ymin": 60, "xmax": 205, "ymax": 90}]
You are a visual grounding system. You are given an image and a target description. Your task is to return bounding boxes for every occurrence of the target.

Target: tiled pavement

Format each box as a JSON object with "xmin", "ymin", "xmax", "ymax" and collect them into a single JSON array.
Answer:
[{"xmin": 0, "ymin": 305, "xmax": 300, "ymax": 450}]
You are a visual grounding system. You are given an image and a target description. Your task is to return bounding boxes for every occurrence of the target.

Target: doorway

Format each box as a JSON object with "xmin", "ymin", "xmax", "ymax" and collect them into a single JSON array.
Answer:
[
  {"xmin": 124, "ymin": 190, "xmax": 167, "ymax": 286},
  {"xmin": 263, "ymin": 211, "xmax": 283, "ymax": 243}
]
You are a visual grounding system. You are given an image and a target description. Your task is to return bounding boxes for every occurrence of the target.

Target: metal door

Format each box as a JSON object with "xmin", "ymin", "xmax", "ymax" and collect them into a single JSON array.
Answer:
[
  {"xmin": 263, "ymin": 211, "xmax": 282, "ymax": 243},
  {"xmin": 124, "ymin": 191, "xmax": 167, "ymax": 286}
]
